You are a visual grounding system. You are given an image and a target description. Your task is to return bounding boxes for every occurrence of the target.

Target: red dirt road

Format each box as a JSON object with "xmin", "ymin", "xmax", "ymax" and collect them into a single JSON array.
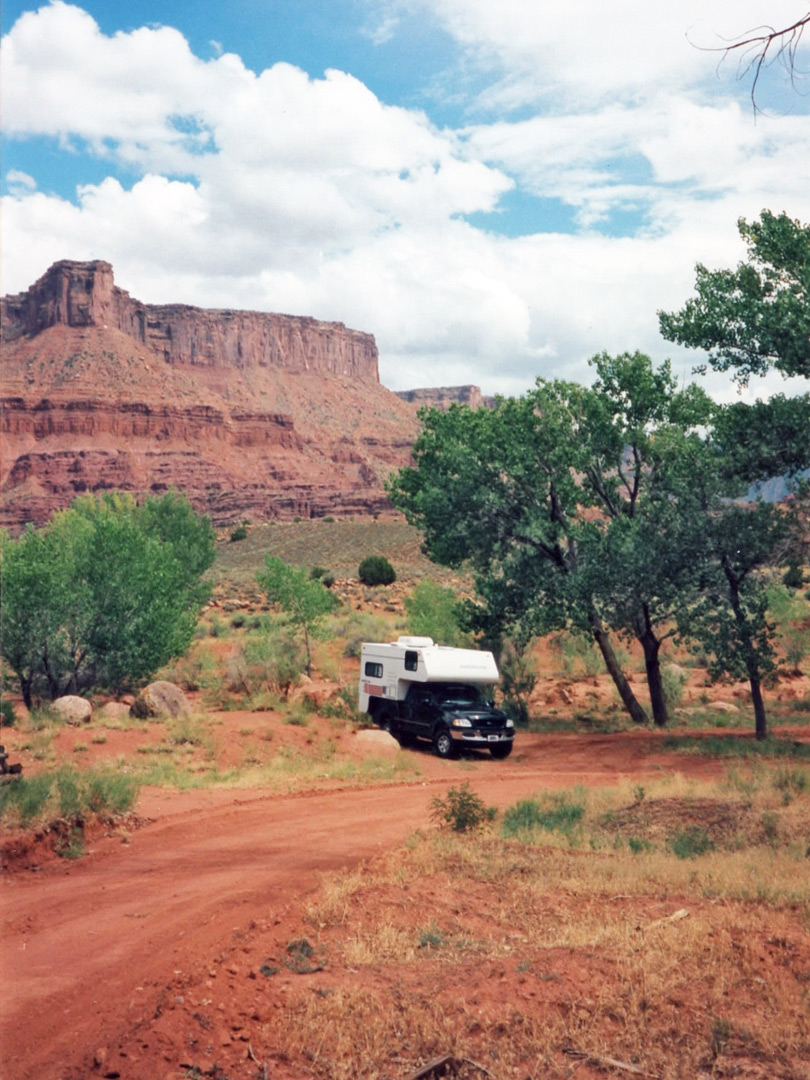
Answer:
[{"xmin": 0, "ymin": 733, "xmax": 728, "ymax": 1080}]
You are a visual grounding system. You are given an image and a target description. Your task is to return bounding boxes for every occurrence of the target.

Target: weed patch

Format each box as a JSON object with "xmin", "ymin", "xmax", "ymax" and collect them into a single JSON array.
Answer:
[
  {"xmin": 503, "ymin": 792, "xmax": 585, "ymax": 841},
  {"xmin": 431, "ymin": 784, "xmax": 492, "ymax": 832}
]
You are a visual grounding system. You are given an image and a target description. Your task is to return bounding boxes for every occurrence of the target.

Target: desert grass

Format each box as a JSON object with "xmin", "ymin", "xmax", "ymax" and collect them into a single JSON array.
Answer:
[
  {"xmin": 266, "ymin": 771, "xmax": 810, "ymax": 1079},
  {"xmin": 0, "ymin": 763, "xmax": 138, "ymax": 829}
]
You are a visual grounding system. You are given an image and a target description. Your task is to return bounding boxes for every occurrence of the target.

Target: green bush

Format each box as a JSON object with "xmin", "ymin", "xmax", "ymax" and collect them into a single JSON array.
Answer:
[
  {"xmin": 0, "ymin": 700, "xmax": 17, "ymax": 727},
  {"xmin": 669, "ymin": 827, "xmax": 714, "ymax": 859},
  {"xmin": 229, "ymin": 524, "xmax": 248, "ymax": 542},
  {"xmin": 310, "ymin": 566, "xmax": 335, "ymax": 588},
  {"xmin": 430, "ymin": 783, "xmax": 491, "ymax": 832},
  {"xmin": 782, "ymin": 562, "xmax": 804, "ymax": 589},
  {"xmin": 358, "ymin": 555, "xmax": 396, "ymax": 586}
]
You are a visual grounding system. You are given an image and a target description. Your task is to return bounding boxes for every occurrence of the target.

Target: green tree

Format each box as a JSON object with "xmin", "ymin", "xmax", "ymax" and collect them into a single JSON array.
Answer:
[
  {"xmin": 256, "ymin": 556, "xmax": 337, "ymax": 677},
  {"xmin": 391, "ymin": 351, "xmax": 715, "ymax": 728},
  {"xmin": 658, "ymin": 210, "xmax": 810, "ymax": 739},
  {"xmin": 660, "ymin": 211, "xmax": 810, "ymax": 483},
  {"xmin": 674, "ymin": 465, "xmax": 797, "ymax": 740},
  {"xmin": 404, "ymin": 580, "xmax": 470, "ymax": 646},
  {"xmin": 659, "ymin": 211, "xmax": 810, "ymax": 384},
  {"xmin": 0, "ymin": 492, "xmax": 215, "ymax": 707},
  {"xmin": 390, "ymin": 371, "xmax": 647, "ymax": 725}
]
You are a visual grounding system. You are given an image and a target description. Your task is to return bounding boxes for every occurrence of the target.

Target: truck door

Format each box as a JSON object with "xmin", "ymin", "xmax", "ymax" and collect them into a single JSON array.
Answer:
[{"xmin": 404, "ymin": 686, "xmax": 436, "ymax": 741}]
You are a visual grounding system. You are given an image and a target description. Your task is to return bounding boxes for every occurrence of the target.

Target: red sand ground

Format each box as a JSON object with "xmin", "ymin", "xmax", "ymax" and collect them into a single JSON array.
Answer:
[{"xmin": 0, "ymin": 728, "xmax": 749, "ymax": 1080}]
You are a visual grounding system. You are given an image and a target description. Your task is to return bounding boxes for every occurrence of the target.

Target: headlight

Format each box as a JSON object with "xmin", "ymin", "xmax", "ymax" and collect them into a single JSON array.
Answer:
[
  {"xmin": 451, "ymin": 716, "xmax": 472, "ymax": 728},
  {"xmin": 506, "ymin": 718, "xmax": 514, "ymax": 728}
]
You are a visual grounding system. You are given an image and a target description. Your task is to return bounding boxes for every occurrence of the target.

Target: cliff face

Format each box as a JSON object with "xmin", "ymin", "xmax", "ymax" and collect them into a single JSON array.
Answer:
[
  {"xmin": 395, "ymin": 385, "xmax": 495, "ymax": 411},
  {"xmin": 1, "ymin": 261, "xmax": 418, "ymax": 530},
  {"xmin": 1, "ymin": 260, "xmax": 379, "ymax": 380}
]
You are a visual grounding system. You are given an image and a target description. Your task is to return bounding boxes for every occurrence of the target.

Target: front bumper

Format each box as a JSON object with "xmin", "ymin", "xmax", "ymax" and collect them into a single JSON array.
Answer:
[{"xmin": 449, "ymin": 729, "xmax": 514, "ymax": 746}]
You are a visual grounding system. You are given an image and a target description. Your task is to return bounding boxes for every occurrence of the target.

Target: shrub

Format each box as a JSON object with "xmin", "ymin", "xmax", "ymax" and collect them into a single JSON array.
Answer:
[
  {"xmin": 499, "ymin": 637, "xmax": 537, "ymax": 725},
  {"xmin": 431, "ymin": 783, "xmax": 490, "ymax": 832},
  {"xmin": 310, "ymin": 566, "xmax": 335, "ymax": 588},
  {"xmin": 358, "ymin": 555, "xmax": 396, "ymax": 586},
  {"xmin": 404, "ymin": 579, "xmax": 469, "ymax": 646},
  {"xmin": 669, "ymin": 827, "xmax": 714, "ymax": 859},
  {"xmin": 242, "ymin": 627, "xmax": 307, "ymax": 698},
  {"xmin": 0, "ymin": 765, "xmax": 138, "ymax": 827},
  {"xmin": 0, "ymin": 700, "xmax": 17, "ymax": 727},
  {"xmin": 782, "ymin": 562, "xmax": 804, "ymax": 589},
  {"xmin": 229, "ymin": 524, "xmax": 248, "ymax": 542}
]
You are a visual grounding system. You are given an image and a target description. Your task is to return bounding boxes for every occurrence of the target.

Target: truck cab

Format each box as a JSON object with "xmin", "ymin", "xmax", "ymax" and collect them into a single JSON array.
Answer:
[{"xmin": 359, "ymin": 637, "xmax": 514, "ymax": 759}]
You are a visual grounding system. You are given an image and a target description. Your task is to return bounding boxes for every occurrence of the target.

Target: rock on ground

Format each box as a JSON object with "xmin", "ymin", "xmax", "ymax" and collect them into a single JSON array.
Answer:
[
  {"xmin": 131, "ymin": 681, "xmax": 191, "ymax": 720},
  {"xmin": 51, "ymin": 696, "xmax": 92, "ymax": 725},
  {"xmin": 353, "ymin": 728, "xmax": 400, "ymax": 758},
  {"xmin": 97, "ymin": 702, "xmax": 132, "ymax": 720}
]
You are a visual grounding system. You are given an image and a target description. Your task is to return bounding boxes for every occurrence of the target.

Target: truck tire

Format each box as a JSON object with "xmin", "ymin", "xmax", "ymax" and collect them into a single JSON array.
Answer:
[
  {"xmin": 490, "ymin": 743, "xmax": 513, "ymax": 760},
  {"xmin": 433, "ymin": 728, "xmax": 458, "ymax": 759},
  {"xmin": 377, "ymin": 706, "xmax": 396, "ymax": 735}
]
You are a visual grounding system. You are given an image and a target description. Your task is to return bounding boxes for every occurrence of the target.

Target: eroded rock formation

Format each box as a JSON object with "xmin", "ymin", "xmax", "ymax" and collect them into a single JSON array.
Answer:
[
  {"xmin": 395, "ymin": 385, "xmax": 495, "ymax": 411},
  {"xmin": 1, "ymin": 261, "xmax": 419, "ymax": 529}
]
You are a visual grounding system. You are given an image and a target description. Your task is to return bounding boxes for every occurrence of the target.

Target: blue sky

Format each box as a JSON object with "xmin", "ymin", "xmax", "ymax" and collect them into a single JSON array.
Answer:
[{"xmin": 2, "ymin": 1, "xmax": 810, "ymax": 399}]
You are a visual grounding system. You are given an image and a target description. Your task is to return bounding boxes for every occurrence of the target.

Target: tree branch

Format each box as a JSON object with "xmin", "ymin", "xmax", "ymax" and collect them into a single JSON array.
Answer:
[{"xmin": 699, "ymin": 14, "xmax": 810, "ymax": 114}]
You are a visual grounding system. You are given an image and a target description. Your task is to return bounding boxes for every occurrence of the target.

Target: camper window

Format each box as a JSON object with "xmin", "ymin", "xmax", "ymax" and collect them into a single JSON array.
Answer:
[
  {"xmin": 404, "ymin": 650, "xmax": 418, "ymax": 672},
  {"xmin": 364, "ymin": 662, "xmax": 383, "ymax": 678}
]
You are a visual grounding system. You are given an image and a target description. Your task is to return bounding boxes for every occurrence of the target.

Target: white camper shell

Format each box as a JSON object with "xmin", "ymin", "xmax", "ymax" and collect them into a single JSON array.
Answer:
[{"xmin": 359, "ymin": 636, "xmax": 499, "ymax": 714}]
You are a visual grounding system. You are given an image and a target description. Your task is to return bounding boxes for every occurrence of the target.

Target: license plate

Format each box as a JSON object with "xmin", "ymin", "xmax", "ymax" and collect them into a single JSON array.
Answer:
[{"xmin": 487, "ymin": 734, "xmax": 499, "ymax": 742}]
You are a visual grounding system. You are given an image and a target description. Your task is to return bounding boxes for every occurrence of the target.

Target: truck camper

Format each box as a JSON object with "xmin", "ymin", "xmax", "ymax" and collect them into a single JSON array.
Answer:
[{"xmin": 359, "ymin": 637, "xmax": 514, "ymax": 758}]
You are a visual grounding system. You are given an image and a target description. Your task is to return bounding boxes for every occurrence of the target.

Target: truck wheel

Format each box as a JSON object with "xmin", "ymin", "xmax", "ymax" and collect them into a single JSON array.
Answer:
[
  {"xmin": 490, "ymin": 743, "xmax": 513, "ymax": 760},
  {"xmin": 433, "ymin": 729, "xmax": 457, "ymax": 759},
  {"xmin": 378, "ymin": 707, "xmax": 396, "ymax": 734}
]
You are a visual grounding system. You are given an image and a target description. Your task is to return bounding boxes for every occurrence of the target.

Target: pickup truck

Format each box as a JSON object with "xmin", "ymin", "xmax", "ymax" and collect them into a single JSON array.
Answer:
[{"xmin": 376, "ymin": 680, "xmax": 514, "ymax": 759}]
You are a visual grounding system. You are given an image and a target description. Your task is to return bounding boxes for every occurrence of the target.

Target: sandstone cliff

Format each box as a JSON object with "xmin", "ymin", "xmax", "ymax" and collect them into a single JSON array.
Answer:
[
  {"xmin": 395, "ymin": 385, "xmax": 496, "ymax": 411},
  {"xmin": 1, "ymin": 261, "xmax": 418, "ymax": 529}
]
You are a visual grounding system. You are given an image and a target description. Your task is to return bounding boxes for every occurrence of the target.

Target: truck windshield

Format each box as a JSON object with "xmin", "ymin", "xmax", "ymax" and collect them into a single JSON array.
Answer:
[{"xmin": 434, "ymin": 684, "xmax": 486, "ymax": 707}]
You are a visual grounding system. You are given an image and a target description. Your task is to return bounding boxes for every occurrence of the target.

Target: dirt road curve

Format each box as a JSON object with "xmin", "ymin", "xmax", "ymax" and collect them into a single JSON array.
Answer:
[{"xmin": 0, "ymin": 732, "xmax": 725, "ymax": 1079}]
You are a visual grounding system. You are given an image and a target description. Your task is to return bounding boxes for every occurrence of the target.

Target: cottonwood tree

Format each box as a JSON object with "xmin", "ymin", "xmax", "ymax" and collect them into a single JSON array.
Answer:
[
  {"xmin": 659, "ymin": 211, "xmax": 810, "ymax": 386},
  {"xmin": 389, "ymin": 384, "xmax": 649, "ymax": 724},
  {"xmin": 256, "ymin": 556, "xmax": 337, "ymax": 677},
  {"xmin": 0, "ymin": 491, "xmax": 215, "ymax": 707},
  {"xmin": 660, "ymin": 209, "xmax": 810, "ymax": 737},
  {"xmin": 390, "ymin": 352, "xmax": 714, "ymax": 727}
]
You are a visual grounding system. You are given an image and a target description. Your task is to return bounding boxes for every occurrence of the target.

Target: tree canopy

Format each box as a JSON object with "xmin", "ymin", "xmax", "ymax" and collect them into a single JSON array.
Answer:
[
  {"xmin": 659, "ymin": 210, "xmax": 810, "ymax": 385},
  {"xmin": 390, "ymin": 351, "xmax": 717, "ymax": 728},
  {"xmin": 256, "ymin": 556, "xmax": 337, "ymax": 677},
  {"xmin": 0, "ymin": 491, "xmax": 215, "ymax": 707}
]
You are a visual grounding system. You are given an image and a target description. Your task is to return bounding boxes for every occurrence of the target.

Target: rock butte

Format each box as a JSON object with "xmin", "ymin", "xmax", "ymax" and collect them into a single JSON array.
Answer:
[{"xmin": 1, "ymin": 260, "xmax": 434, "ymax": 529}]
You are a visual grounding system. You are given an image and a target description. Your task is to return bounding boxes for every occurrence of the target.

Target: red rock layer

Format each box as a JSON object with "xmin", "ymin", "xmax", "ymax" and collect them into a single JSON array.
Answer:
[{"xmin": 0, "ymin": 262, "xmax": 419, "ymax": 530}]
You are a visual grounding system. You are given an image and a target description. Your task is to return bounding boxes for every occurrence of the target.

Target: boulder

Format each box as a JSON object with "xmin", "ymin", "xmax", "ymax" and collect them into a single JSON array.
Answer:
[
  {"xmin": 131, "ymin": 681, "xmax": 191, "ymax": 720},
  {"xmin": 353, "ymin": 728, "xmax": 400, "ymax": 758},
  {"xmin": 51, "ymin": 695, "xmax": 92, "ymax": 725},
  {"xmin": 708, "ymin": 700, "xmax": 740, "ymax": 714},
  {"xmin": 98, "ymin": 702, "xmax": 132, "ymax": 720}
]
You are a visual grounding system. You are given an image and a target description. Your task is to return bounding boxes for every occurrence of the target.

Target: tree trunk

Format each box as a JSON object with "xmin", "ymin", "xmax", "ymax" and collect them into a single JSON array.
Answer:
[
  {"xmin": 636, "ymin": 612, "xmax": 668, "ymax": 727},
  {"xmin": 20, "ymin": 674, "xmax": 33, "ymax": 711},
  {"xmin": 304, "ymin": 627, "xmax": 312, "ymax": 678},
  {"xmin": 591, "ymin": 618, "xmax": 649, "ymax": 725},
  {"xmin": 722, "ymin": 560, "xmax": 769, "ymax": 742},
  {"xmin": 749, "ymin": 669, "xmax": 768, "ymax": 741}
]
